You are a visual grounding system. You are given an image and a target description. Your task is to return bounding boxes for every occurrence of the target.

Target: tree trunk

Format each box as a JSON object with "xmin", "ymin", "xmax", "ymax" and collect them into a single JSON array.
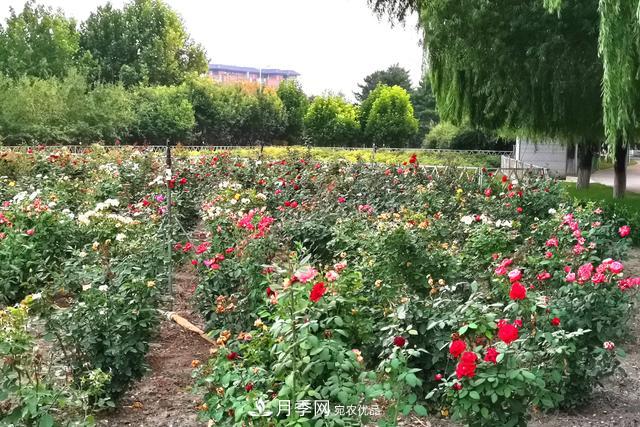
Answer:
[
  {"xmin": 576, "ymin": 141, "xmax": 593, "ymax": 190},
  {"xmin": 613, "ymin": 137, "xmax": 627, "ymax": 199}
]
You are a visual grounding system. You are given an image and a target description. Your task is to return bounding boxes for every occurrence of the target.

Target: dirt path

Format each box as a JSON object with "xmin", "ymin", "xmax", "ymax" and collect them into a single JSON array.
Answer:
[{"xmin": 99, "ymin": 264, "xmax": 211, "ymax": 427}]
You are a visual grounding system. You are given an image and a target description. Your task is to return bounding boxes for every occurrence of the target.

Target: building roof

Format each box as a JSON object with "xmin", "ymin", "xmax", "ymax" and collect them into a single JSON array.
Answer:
[{"xmin": 208, "ymin": 63, "xmax": 300, "ymax": 77}]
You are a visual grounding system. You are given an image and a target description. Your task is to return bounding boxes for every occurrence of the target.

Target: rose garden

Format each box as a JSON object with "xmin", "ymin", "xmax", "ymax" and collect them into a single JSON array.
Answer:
[
  {"xmin": 3, "ymin": 0, "xmax": 640, "ymax": 425},
  {"xmin": 1, "ymin": 145, "xmax": 638, "ymax": 426}
]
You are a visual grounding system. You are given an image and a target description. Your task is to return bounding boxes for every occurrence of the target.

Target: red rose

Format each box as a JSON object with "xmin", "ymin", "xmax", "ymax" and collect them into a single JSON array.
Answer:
[
  {"xmin": 452, "ymin": 383, "xmax": 463, "ymax": 391},
  {"xmin": 619, "ymin": 225, "xmax": 631, "ymax": 237},
  {"xmin": 455, "ymin": 352, "xmax": 478, "ymax": 379},
  {"xmin": 484, "ymin": 188, "xmax": 492, "ymax": 197},
  {"xmin": 393, "ymin": 336, "xmax": 407, "ymax": 347},
  {"xmin": 501, "ymin": 175, "xmax": 508, "ymax": 183},
  {"xmin": 266, "ymin": 287, "xmax": 275, "ymax": 297},
  {"xmin": 245, "ymin": 383, "xmax": 253, "ymax": 392},
  {"xmin": 498, "ymin": 323, "xmax": 519, "ymax": 345},
  {"xmin": 484, "ymin": 347, "xmax": 499, "ymax": 364},
  {"xmin": 537, "ymin": 271, "xmax": 551, "ymax": 281},
  {"xmin": 516, "ymin": 207, "xmax": 523, "ymax": 214},
  {"xmin": 434, "ymin": 373, "xmax": 443, "ymax": 381},
  {"xmin": 508, "ymin": 269, "xmax": 522, "ymax": 282},
  {"xmin": 551, "ymin": 317, "xmax": 561, "ymax": 327},
  {"xmin": 226, "ymin": 352, "xmax": 239, "ymax": 361},
  {"xmin": 449, "ymin": 339, "xmax": 466, "ymax": 358},
  {"xmin": 309, "ymin": 282, "xmax": 327, "ymax": 303},
  {"xmin": 509, "ymin": 282, "xmax": 527, "ymax": 301}
]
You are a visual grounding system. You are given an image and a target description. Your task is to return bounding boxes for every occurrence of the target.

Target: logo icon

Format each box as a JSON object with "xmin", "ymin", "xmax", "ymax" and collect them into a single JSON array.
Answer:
[{"xmin": 249, "ymin": 398, "xmax": 273, "ymax": 417}]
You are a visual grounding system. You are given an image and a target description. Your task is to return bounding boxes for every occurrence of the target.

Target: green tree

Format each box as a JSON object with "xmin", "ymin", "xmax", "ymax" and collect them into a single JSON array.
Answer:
[
  {"xmin": 359, "ymin": 83, "xmax": 385, "ymax": 131},
  {"xmin": 370, "ymin": 0, "xmax": 603, "ymax": 190},
  {"xmin": 545, "ymin": 0, "xmax": 639, "ymax": 198},
  {"xmin": 0, "ymin": 1, "xmax": 81, "ymax": 79},
  {"xmin": 133, "ymin": 85, "xmax": 195, "ymax": 143},
  {"xmin": 304, "ymin": 95, "xmax": 361, "ymax": 147},
  {"xmin": 242, "ymin": 88, "xmax": 287, "ymax": 145},
  {"xmin": 354, "ymin": 64, "xmax": 412, "ymax": 102},
  {"xmin": 411, "ymin": 75, "xmax": 439, "ymax": 141},
  {"xmin": 277, "ymin": 79, "xmax": 308, "ymax": 143},
  {"xmin": 80, "ymin": 0, "xmax": 207, "ymax": 86},
  {"xmin": 364, "ymin": 85, "xmax": 418, "ymax": 147}
]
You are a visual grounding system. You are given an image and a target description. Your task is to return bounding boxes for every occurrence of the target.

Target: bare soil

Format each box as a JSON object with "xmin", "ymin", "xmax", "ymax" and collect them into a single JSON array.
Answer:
[{"xmin": 99, "ymin": 264, "xmax": 211, "ymax": 427}]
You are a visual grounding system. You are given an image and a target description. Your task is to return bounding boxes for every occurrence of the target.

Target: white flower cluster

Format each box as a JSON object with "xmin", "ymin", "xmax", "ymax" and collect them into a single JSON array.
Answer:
[
  {"xmin": 460, "ymin": 214, "xmax": 512, "ymax": 228},
  {"xmin": 78, "ymin": 199, "xmax": 132, "ymax": 226},
  {"xmin": 12, "ymin": 189, "xmax": 42, "ymax": 204}
]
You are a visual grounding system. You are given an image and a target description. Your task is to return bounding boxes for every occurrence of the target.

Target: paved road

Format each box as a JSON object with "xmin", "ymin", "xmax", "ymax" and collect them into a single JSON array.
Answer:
[{"xmin": 591, "ymin": 160, "xmax": 640, "ymax": 193}]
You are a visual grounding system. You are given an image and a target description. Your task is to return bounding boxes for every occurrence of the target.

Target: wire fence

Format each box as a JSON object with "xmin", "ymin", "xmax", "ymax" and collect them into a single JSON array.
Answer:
[{"xmin": 0, "ymin": 144, "xmax": 514, "ymax": 157}]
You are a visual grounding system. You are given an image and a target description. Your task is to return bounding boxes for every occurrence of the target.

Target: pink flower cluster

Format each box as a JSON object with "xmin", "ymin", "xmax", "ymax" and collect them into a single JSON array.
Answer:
[{"xmin": 237, "ymin": 208, "xmax": 275, "ymax": 238}]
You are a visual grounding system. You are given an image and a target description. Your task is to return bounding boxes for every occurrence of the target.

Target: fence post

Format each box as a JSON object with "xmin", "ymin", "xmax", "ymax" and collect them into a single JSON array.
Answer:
[{"xmin": 165, "ymin": 139, "xmax": 173, "ymax": 308}]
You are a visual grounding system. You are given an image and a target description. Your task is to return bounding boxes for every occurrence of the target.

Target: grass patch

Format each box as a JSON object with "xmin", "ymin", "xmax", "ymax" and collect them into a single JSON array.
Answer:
[{"xmin": 596, "ymin": 159, "xmax": 637, "ymax": 170}]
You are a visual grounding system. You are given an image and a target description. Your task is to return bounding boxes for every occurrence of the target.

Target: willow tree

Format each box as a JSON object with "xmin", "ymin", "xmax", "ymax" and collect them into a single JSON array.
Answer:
[
  {"xmin": 369, "ymin": 0, "xmax": 604, "ymax": 189},
  {"xmin": 545, "ymin": 0, "xmax": 640, "ymax": 197}
]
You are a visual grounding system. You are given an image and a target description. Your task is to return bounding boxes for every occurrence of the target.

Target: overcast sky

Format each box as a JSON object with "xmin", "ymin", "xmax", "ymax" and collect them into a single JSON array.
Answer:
[{"xmin": 0, "ymin": 0, "xmax": 424, "ymax": 100}]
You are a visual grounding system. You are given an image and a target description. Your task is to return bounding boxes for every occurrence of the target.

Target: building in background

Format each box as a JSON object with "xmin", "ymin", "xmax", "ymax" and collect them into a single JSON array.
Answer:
[{"xmin": 208, "ymin": 64, "xmax": 300, "ymax": 88}]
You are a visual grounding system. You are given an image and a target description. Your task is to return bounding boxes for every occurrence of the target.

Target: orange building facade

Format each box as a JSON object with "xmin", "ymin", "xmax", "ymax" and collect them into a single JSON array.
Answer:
[{"xmin": 208, "ymin": 64, "xmax": 300, "ymax": 88}]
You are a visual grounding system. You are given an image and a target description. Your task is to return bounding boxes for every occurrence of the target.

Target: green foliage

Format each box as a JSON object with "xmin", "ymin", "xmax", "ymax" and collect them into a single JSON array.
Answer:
[
  {"xmin": 424, "ymin": 122, "xmax": 460, "ymax": 148},
  {"xmin": 424, "ymin": 121, "xmax": 508, "ymax": 150},
  {"xmin": 0, "ymin": 72, "xmax": 134, "ymax": 144},
  {"xmin": 411, "ymin": 75, "xmax": 439, "ymax": 141},
  {"xmin": 422, "ymin": 0, "xmax": 603, "ymax": 141},
  {"xmin": 364, "ymin": 85, "xmax": 418, "ymax": 147},
  {"xmin": 0, "ymin": 304, "xmax": 105, "ymax": 427},
  {"xmin": 304, "ymin": 95, "xmax": 361, "ymax": 146},
  {"xmin": 80, "ymin": 0, "xmax": 207, "ymax": 86},
  {"xmin": 354, "ymin": 63, "xmax": 412, "ymax": 102},
  {"xmin": 243, "ymin": 88, "xmax": 287, "ymax": 144},
  {"xmin": 50, "ymin": 280, "xmax": 160, "ymax": 398},
  {"xmin": 133, "ymin": 85, "xmax": 195, "ymax": 143},
  {"xmin": 277, "ymin": 79, "xmax": 309, "ymax": 143},
  {"xmin": 0, "ymin": 1, "xmax": 81, "ymax": 79}
]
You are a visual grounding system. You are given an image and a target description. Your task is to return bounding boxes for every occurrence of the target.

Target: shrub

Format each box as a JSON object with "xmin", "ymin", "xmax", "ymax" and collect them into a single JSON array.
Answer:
[
  {"xmin": 304, "ymin": 95, "xmax": 361, "ymax": 146},
  {"xmin": 0, "ymin": 304, "xmax": 105, "ymax": 426},
  {"xmin": 132, "ymin": 85, "xmax": 195, "ymax": 144},
  {"xmin": 277, "ymin": 79, "xmax": 308, "ymax": 144},
  {"xmin": 363, "ymin": 85, "xmax": 419, "ymax": 147}
]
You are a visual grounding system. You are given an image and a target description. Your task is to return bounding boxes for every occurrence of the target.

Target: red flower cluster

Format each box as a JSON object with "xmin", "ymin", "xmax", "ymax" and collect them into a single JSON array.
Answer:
[
  {"xmin": 509, "ymin": 282, "xmax": 527, "ymax": 300},
  {"xmin": 309, "ymin": 282, "xmax": 327, "ymax": 303},
  {"xmin": 393, "ymin": 336, "xmax": 407, "ymax": 347},
  {"xmin": 455, "ymin": 351, "xmax": 478, "ymax": 379},
  {"xmin": 449, "ymin": 339, "xmax": 466, "ymax": 358},
  {"xmin": 484, "ymin": 347, "xmax": 499, "ymax": 364},
  {"xmin": 497, "ymin": 321, "xmax": 519, "ymax": 345}
]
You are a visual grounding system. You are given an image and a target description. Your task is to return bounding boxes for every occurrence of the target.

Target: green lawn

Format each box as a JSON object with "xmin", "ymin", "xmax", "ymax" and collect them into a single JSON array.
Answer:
[{"xmin": 561, "ymin": 182, "xmax": 640, "ymax": 208}]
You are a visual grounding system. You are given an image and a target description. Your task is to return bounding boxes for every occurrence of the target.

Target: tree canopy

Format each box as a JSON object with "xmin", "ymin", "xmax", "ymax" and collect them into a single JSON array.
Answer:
[
  {"xmin": 354, "ymin": 64, "xmax": 412, "ymax": 102},
  {"xmin": 277, "ymin": 79, "xmax": 309, "ymax": 143},
  {"xmin": 80, "ymin": 0, "xmax": 207, "ymax": 86},
  {"xmin": 0, "ymin": 1, "xmax": 81, "ymax": 79},
  {"xmin": 364, "ymin": 85, "xmax": 418, "ymax": 147}
]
